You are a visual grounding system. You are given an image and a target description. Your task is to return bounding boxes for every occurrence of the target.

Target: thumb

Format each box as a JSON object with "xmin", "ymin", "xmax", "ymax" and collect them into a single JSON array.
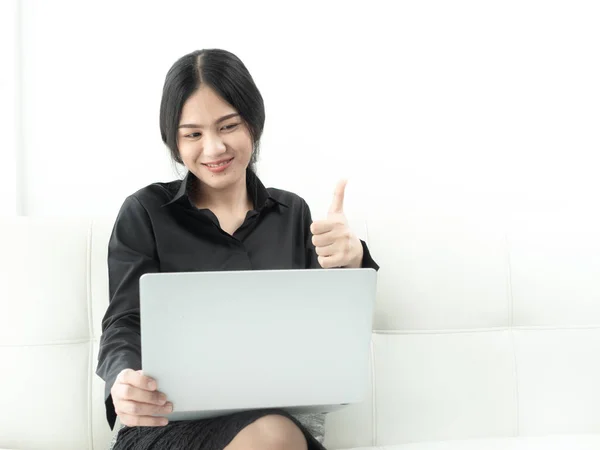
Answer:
[{"xmin": 328, "ymin": 179, "xmax": 347, "ymax": 215}]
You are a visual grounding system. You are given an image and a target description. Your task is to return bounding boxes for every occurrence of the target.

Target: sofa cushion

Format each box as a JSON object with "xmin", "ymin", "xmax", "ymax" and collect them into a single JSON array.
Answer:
[{"xmin": 345, "ymin": 433, "xmax": 600, "ymax": 449}]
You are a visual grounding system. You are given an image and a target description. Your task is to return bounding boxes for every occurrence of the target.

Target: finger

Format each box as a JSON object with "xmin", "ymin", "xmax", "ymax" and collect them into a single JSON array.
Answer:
[
  {"xmin": 119, "ymin": 369, "xmax": 157, "ymax": 391},
  {"xmin": 315, "ymin": 243, "xmax": 335, "ymax": 257},
  {"xmin": 328, "ymin": 179, "xmax": 347, "ymax": 215},
  {"xmin": 116, "ymin": 399, "xmax": 173, "ymax": 418},
  {"xmin": 312, "ymin": 226, "xmax": 352, "ymax": 248},
  {"xmin": 118, "ymin": 413, "xmax": 169, "ymax": 427},
  {"xmin": 318, "ymin": 254, "xmax": 344, "ymax": 269},
  {"xmin": 312, "ymin": 232, "xmax": 336, "ymax": 248},
  {"xmin": 119, "ymin": 383, "xmax": 168, "ymax": 406},
  {"xmin": 310, "ymin": 220, "xmax": 335, "ymax": 236}
]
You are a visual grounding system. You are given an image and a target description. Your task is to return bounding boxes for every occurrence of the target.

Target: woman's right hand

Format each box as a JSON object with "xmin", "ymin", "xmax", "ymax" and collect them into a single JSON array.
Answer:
[{"xmin": 111, "ymin": 368, "xmax": 173, "ymax": 427}]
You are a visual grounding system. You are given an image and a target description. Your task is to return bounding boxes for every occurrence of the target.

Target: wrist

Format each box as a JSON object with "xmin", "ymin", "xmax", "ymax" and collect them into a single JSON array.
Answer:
[{"xmin": 345, "ymin": 236, "xmax": 364, "ymax": 268}]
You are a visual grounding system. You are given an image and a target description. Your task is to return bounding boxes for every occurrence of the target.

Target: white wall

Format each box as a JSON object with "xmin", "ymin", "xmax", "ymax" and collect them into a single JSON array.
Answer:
[
  {"xmin": 0, "ymin": 0, "xmax": 19, "ymax": 216},
  {"xmin": 11, "ymin": 0, "xmax": 600, "ymax": 223}
]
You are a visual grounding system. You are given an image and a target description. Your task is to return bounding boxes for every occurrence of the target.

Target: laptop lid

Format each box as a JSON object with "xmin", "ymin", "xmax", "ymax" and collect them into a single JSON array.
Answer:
[{"xmin": 140, "ymin": 268, "xmax": 376, "ymax": 420}]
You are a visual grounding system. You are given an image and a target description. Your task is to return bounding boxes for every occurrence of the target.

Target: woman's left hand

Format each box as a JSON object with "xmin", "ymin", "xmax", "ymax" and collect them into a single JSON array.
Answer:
[{"xmin": 310, "ymin": 180, "xmax": 364, "ymax": 269}]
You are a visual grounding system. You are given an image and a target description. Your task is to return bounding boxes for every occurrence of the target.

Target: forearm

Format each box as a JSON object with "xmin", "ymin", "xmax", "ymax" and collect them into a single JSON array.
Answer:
[{"xmin": 96, "ymin": 323, "xmax": 142, "ymax": 429}]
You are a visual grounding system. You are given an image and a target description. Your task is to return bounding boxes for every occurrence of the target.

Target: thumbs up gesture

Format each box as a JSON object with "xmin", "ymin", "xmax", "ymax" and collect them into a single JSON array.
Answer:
[{"xmin": 310, "ymin": 180, "xmax": 364, "ymax": 269}]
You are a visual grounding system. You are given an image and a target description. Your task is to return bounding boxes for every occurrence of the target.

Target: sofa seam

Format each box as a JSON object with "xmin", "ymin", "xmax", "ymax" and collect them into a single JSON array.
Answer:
[
  {"xmin": 506, "ymin": 232, "xmax": 520, "ymax": 437},
  {"xmin": 87, "ymin": 220, "xmax": 94, "ymax": 450},
  {"xmin": 373, "ymin": 327, "xmax": 507, "ymax": 335},
  {"xmin": 371, "ymin": 324, "xmax": 600, "ymax": 334},
  {"xmin": 510, "ymin": 324, "xmax": 600, "ymax": 330},
  {"xmin": 4, "ymin": 323, "xmax": 598, "ymax": 347},
  {"xmin": 0, "ymin": 338, "xmax": 94, "ymax": 347}
]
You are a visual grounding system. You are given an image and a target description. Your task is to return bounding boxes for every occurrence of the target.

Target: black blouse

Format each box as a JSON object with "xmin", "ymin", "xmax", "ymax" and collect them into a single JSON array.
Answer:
[{"xmin": 96, "ymin": 169, "xmax": 379, "ymax": 429}]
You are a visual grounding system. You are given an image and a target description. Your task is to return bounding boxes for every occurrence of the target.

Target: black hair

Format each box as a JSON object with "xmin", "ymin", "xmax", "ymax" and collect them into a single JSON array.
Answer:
[{"xmin": 159, "ymin": 49, "xmax": 265, "ymax": 172}]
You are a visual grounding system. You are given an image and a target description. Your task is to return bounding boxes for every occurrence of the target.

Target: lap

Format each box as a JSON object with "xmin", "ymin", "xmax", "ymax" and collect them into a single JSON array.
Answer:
[{"xmin": 110, "ymin": 409, "xmax": 326, "ymax": 450}]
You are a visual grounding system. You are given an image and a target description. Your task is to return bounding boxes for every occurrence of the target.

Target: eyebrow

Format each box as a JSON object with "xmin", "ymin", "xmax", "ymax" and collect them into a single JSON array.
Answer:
[{"xmin": 178, "ymin": 113, "xmax": 240, "ymax": 129}]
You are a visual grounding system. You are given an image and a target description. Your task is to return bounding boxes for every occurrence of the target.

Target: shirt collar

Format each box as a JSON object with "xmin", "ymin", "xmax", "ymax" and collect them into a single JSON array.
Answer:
[{"xmin": 162, "ymin": 168, "xmax": 288, "ymax": 210}]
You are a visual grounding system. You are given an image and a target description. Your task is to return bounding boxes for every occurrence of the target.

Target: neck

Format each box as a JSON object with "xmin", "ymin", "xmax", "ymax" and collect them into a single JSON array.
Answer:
[{"xmin": 194, "ymin": 173, "xmax": 252, "ymax": 213}]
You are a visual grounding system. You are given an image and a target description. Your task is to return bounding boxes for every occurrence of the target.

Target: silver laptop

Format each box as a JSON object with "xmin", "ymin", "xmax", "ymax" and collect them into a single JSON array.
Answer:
[{"xmin": 139, "ymin": 268, "xmax": 377, "ymax": 421}]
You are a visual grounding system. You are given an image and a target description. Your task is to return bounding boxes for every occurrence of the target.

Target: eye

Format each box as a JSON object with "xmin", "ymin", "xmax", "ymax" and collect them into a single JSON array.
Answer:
[
  {"xmin": 221, "ymin": 123, "xmax": 240, "ymax": 132},
  {"xmin": 184, "ymin": 132, "xmax": 202, "ymax": 139}
]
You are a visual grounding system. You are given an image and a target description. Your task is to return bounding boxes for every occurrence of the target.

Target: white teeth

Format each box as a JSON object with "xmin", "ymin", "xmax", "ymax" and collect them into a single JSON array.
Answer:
[{"xmin": 206, "ymin": 160, "xmax": 230, "ymax": 168}]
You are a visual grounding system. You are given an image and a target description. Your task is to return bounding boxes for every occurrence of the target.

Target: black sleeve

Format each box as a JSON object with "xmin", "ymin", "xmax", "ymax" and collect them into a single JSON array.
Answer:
[
  {"xmin": 359, "ymin": 239, "xmax": 380, "ymax": 271},
  {"xmin": 95, "ymin": 195, "xmax": 160, "ymax": 430},
  {"xmin": 302, "ymin": 200, "xmax": 320, "ymax": 269},
  {"xmin": 301, "ymin": 200, "xmax": 379, "ymax": 271}
]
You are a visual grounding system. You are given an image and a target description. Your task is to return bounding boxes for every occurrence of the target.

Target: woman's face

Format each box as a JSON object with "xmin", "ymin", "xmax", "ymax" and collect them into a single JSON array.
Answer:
[{"xmin": 177, "ymin": 85, "xmax": 253, "ymax": 192}]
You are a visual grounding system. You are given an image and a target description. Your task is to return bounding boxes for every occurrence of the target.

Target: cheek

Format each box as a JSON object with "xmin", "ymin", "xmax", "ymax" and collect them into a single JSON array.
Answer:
[
  {"xmin": 178, "ymin": 141, "xmax": 199, "ymax": 164},
  {"xmin": 230, "ymin": 133, "xmax": 253, "ymax": 159}
]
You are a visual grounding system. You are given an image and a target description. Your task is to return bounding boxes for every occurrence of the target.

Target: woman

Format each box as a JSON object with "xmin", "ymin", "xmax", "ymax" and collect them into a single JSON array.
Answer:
[{"xmin": 97, "ymin": 48, "xmax": 379, "ymax": 450}]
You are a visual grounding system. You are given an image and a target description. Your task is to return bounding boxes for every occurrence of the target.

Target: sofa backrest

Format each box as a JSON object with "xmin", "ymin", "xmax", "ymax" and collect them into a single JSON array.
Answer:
[
  {"xmin": 1, "ymin": 218, "xmax": 114, "ymax": 450},
  {"xmin": 324, "ymin": 210, "xmax": 600, "ymax": 448},
  {"xmin": 1, "ymin": 213, "xmax": 600, "ymax": 449}
]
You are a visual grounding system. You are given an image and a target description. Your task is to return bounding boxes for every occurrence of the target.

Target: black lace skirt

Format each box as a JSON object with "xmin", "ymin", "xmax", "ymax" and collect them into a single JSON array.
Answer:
[{"xmin": 110, "ymin": 409, "xmax": 326, "ymax": 450}]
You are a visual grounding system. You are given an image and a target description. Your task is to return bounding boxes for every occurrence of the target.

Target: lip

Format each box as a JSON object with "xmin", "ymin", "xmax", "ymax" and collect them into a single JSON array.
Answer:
[{"xmin": 202, "ymin": 157, "xmax": 234, "ymax": 173}]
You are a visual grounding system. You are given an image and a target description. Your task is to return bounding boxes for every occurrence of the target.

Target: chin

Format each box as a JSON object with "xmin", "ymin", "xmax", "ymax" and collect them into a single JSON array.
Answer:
[{"xmin": 197, "ymin": 166, "xmax": 245, "ymax": 190}]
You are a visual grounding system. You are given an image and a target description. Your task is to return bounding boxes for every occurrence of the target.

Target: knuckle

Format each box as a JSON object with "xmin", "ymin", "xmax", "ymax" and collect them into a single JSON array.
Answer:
[
  {"xmin": 123, "ymin": 384, "xmax": 134, "ymax": 399},
  {"xmin": 112, "ymin": 385, "xmax": 125, "ymax": 400},
  {"xmin": 117, "ymin": 368, "xmax": 134, "ymax": 386},
  {"xmin": 130, "ymin": 402, "xmax": 141, "ymax": 415}
]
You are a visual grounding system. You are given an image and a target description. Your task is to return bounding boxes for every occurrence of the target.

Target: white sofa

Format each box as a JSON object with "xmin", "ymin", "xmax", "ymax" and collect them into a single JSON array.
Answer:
[{"xmin": 1, "ymin": 213, "xmax": 600, "ymax": 449}]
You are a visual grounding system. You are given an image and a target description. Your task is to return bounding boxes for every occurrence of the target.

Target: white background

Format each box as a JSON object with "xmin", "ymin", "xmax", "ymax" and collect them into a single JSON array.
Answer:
[
  {"xmin": 2, "ymin": 0, "xmax": 599, "ymax": 222},
  {"xmin": 0, "ymin": 0, "xmax": 19, "ymax": 216}
]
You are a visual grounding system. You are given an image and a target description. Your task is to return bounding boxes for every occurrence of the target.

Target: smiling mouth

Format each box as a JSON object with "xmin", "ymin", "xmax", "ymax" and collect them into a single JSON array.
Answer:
[{"xmin": 203, "ymin": 158, "xmax": 233, "ymax": 168}]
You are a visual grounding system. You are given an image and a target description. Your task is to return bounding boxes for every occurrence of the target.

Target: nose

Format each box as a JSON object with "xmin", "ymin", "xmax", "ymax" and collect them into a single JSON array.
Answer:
[{"xmin": 203, "ymin": 132, "xmax": 226, "ymax": 159}]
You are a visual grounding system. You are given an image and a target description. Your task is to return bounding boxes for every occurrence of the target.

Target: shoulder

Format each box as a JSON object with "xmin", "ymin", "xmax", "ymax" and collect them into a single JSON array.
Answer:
[
  {"xmin": 110, "ymin": 181, "xmax": 183, "ymax": 245},
  {"xmin": 267, "ymin": 187, "xmax": 309, "ymax": 210},
  {"xmin": 115, "ymin": 179, "xmax": 183, "ymax": 221},
  {"xmin": 125, "ymin": 180, "xmax": 183, "ymax": 209}
]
